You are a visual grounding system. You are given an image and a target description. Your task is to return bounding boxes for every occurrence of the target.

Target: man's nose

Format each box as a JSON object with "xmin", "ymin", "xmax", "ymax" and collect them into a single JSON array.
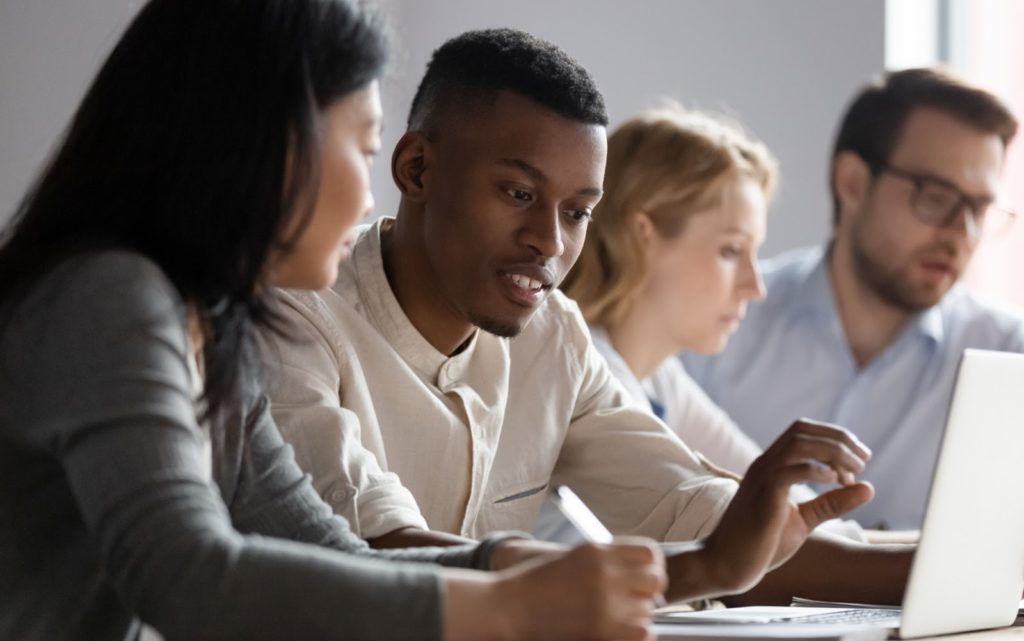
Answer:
[{"xmin": 521, "ymin": 205, "xmax": 565, "ymax": 258}]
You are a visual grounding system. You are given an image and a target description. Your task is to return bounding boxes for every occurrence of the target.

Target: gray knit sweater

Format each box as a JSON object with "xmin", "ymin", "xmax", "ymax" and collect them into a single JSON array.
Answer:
[{"xmin": 0, "ymin": 251, "xmax": 495, "ymax": 641}]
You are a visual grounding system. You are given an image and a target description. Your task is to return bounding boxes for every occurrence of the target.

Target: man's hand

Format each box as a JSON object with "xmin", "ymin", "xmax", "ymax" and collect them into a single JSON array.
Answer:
[{"xmin": 666, "ymin": 419, "xmax": 874, "ymax": 601}]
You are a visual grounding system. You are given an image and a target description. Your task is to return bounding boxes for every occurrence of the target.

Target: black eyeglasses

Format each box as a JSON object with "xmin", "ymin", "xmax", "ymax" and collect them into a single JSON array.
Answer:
[{"xmin": 867, "ymin": 160, "xmax": 1016, "ymax": 240}]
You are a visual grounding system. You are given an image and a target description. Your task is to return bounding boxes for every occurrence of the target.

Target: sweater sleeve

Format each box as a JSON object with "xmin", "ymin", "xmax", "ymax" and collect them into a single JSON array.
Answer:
[{"xmin": 5, "ymin": 252, "xmax": 479, "ymax": 641}]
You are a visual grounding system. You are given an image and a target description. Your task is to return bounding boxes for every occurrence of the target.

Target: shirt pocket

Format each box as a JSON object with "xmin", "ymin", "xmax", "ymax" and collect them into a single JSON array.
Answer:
[
  {"xmin": 493, "ymin": 480, "xmax": 549, "ymax": 505},
  {"xmin": 478, "ymin": 477, "xmax": 550, "ymax": 534}
]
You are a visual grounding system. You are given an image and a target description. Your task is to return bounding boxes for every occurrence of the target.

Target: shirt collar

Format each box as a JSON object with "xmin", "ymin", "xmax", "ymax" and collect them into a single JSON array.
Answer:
[
  {"xmin": 790, "ymin": 246, "xmax": 836, "ymax": 319},
  {"xmin": 915, "ymin": 294, "xmax": 945, "ymax": 345},
  {"xmin": 792, "ymin": 244, "xmax": 943, "ymax": 347},
  {"xmin": 350, "ymin": 217, "xmax": 480, "ymax": 382}
]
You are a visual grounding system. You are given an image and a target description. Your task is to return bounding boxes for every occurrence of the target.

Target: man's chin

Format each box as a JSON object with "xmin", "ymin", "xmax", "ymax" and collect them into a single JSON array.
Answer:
[
  {"xmin": 468, "ymin": 311, "xmax": 527, "ymax": 338},
  {"xmin": 880, "ymin": 280, "xmax": 948, "ymax": 313}
]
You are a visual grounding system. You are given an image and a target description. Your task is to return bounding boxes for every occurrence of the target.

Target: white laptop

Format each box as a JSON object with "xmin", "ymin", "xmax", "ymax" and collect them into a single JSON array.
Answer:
[{"xmin": 660, "ymin": 349, "xmax": 1024, "ymax": 638}]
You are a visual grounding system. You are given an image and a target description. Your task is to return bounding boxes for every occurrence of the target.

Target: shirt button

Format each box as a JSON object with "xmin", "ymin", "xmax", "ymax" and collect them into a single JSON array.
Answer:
[{"xmin": 443, "ymin": 361, "xmax": 464, "ymax": 381}]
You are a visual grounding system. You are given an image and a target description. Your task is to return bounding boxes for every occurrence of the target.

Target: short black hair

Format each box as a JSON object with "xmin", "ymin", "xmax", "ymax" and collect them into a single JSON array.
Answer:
[
  {"xmin": 407, "ymin": 28, "xmax": 608, "ymax": 131},
  {"xmin": 829, "ymin": 67, "xmax": 1017, "ymax": 225}
]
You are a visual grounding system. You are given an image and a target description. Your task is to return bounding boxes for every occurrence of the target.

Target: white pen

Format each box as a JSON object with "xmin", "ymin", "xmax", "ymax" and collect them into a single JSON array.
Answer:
[
  {"xmin": 550, "ymin": 485, "xmax": 667, "ymax": 607},
  {"xmin": 550, "ymin": 485, "xmax": 613, "ymax": 543}
]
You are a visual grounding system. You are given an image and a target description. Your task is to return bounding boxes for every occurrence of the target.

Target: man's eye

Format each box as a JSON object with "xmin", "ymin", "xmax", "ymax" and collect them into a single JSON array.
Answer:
[
  {"xmin": 567, "ymin": 209, "xmax": 592, "ymax": 223},
  {"xmin": 720, "ymin": 245, "xmax": 741, "ymax": 259},
  {"xmin": 506, "ymin": 188, "xmax": 533, "ymax": 202},
  {"xmin": 918, "ymin": 185, "xmax": 958, "ymax": 210}
]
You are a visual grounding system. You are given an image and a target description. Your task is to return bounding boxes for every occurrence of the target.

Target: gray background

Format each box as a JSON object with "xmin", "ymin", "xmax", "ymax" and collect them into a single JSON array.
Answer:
[{"xmin": 0, "ymin": 0, "xmax": 886, "ymax": 257}]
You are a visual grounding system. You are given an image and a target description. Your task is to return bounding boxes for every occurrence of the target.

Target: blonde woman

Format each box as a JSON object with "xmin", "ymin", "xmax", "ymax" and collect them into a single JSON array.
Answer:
[{"xmin": 562, "ymin": 107, "xmax": 865, "ymax": 539}]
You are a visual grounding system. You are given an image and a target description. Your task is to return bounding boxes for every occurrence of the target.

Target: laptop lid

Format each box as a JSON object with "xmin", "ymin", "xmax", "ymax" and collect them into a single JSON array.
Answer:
[
  {"xmin": 898, "ymin": 348, "xmax": 1024, "ymax": 638},
  {"xmin": 657, "ymin": 349, "xmax": 1024, "ymax": 637}
]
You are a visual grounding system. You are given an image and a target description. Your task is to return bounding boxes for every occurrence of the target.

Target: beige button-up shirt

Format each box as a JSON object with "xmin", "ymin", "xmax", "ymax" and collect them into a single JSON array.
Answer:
[{"xmin": 260, "ymin": 219, "xmax": 738, "ymax": 540}]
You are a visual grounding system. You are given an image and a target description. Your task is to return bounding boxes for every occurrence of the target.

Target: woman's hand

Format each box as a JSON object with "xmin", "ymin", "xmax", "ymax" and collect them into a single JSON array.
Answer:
[
  {"xmin": 501, "ymin": 538, "xmax": 666, "ymax": 641},
  {"xmin": 444, "ymin": 537, "xmax": 666, "ymax": 641}
]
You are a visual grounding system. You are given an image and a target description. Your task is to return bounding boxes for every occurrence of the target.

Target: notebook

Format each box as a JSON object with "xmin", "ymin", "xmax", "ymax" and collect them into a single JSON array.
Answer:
[{"xmin": 659, "ymin": 349, "xmax": 1024, "ymax": 638}]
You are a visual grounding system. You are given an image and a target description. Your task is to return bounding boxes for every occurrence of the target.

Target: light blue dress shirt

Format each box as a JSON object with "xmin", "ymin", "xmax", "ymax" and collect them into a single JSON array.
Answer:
[{"xmin": 683, "ymin": 245, "xmax": 1024, "ymax": 530}]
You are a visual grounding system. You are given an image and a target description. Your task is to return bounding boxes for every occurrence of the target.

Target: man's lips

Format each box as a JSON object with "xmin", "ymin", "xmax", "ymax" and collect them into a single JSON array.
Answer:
[
  {"xmin": 916, "ymin": 242, "xmax": 959, "ymax": 279},
  {"xmin": 919, "ymin": 259, "xmax": 956, "ymax": 278},
  {"xmin": 498, "ymin": 264, "xmax": 556, "ymax": 307},
  {"xmin": 499, "ymin": 263, "xmax": 556, "ymax": 288}
]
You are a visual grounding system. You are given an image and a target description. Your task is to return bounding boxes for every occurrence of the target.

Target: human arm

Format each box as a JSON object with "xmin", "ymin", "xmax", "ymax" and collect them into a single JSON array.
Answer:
[
  {"xmin": 369, "ymin": 526, "xmax": 475, "ymax": 548},
  {"xmin": 553, "ymin": 332, "xmax": 737, "ymax": 542},
  {"xmin": 657, "ymin": 360, "xmax": 867, "ymax": 542},
  {"xmin": 446, "ymin": 540, "xmax": 666, "ymax": 641},
  {"xmin": 660, "ymin": 419, "xmax": 877, "ymax": 602},
  {"xmin": 724, "ymin": 531, "xmax": 912, "ymax": 605},
  {"xmin": 10, "ymin": 252, "xmax": 674, "ymax": 641},
  {"xmin": 9, "ymin": 253, "xmax": 466, "ymax": 640},
  {"xmin": 368, "ymin": 527, "xmax": 572, "ymax": 575},
  {"xmin": 256, "ymin": 288, "xmax": 430, "ymax": 538},
  {"xmin": 221, "ymin": 386, "xmax": 666, "ymax": 639}
]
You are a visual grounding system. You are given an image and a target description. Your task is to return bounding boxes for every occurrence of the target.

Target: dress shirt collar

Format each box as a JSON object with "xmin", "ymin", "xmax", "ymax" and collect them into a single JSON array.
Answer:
[
  {"xmin": 791, "ymin": 245, "xmax": 943, "ymax": 347},
  {"xmin": 789, "ymin": 245, "xmax": 837, "ymax": 320},
  {"xmin": 349, "ymin": 217, "xmax": 480, "ymax": 382}
]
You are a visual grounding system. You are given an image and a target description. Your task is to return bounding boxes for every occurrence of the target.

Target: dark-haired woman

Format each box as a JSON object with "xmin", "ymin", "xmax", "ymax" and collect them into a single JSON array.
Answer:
[{"xmin": 0, "ymin": 1, "xmax": 665, "ymax": 640}]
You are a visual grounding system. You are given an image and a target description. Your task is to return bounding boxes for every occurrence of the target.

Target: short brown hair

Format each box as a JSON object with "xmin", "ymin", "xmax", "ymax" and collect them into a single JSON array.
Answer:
[
  {"xmin": 562, "ymin": 106, "xmax": 776, "ymax": 329},
  {"xmin": 830, "ymin": 67, "xmax": 1018, "ymax": 225}
]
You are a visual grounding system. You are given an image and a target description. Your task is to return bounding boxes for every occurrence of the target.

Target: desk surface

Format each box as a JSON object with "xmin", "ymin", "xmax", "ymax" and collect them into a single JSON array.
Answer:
[{"xmin": 910, "ymin": 623, "xmax": 1024, "ymax": 641}]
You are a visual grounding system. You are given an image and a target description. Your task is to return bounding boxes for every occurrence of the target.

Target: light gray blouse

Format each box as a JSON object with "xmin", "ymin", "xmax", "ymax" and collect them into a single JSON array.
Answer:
[{"xmin": 0, "ymin": 251, "xmax": 498, "ymax": 641}]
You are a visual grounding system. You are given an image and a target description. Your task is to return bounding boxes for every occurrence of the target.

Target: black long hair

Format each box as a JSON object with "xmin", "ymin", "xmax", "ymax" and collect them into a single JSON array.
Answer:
[{"xmin": 0, "ymin": 0, "xmax": 387, "ymax": 418}]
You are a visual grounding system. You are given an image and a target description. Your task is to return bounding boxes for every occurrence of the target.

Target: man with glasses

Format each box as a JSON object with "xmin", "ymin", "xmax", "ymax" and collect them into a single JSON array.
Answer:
[{"xmin": 685, "ymin": 67, "xmax": 1022, "ymax": 531}]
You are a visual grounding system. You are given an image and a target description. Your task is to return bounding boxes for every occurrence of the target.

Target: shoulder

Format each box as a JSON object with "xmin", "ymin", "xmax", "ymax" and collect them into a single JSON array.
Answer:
[
  {"xmin": 526, "ymin": 290, "xmax": 592, "ymax": 348},
  {"xmin": 0, "ymin": 251, "xmax": 193, "ymax": 445},
  {"xmin": 7, "ymin": 250, "xmax": 185, "ymax": 336},
  {"xmin": 276, "ymin": 287, "xmax": 350, "ymax": 336},
  {"xmin": 649, "ymin": 357, "xmax": 706, "ymax": 409},
  {"xmin": 759, "ymin": 245, "xmax": 823, "ymax": 295},
  {"xmin": 54, "ymin": 249, "xmax": 177, "ymax": 300},
  {"xmin": 941, "ymin": 287, "xmax": 1024, "ymax": 350},
  {"xmin": 513, "ymin": 290, "xmax": 594, "ymax": 378},
  {"xmin": 650, "ymin": 355, "xmax": 689, "ymax": 389},
  {"xmin": 730, "ymin": 245, "xmax": 827, "ymax": 329},
  {"xmin": 587, "ymin": 323, "xmax": 616, "ymax": 363},
  {"xmin": 273, "ymin": 252, "xmax": 371, "ymax": 354}
]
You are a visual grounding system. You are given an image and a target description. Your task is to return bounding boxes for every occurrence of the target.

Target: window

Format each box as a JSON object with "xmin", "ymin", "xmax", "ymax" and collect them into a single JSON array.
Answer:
[
  {"xmin": 887, "ymin": 0, "xmax": 1024, "ymax": 313},
  {"xmin": 952, "ymin": 0, "xmax": 1024, "ymax": 313}
]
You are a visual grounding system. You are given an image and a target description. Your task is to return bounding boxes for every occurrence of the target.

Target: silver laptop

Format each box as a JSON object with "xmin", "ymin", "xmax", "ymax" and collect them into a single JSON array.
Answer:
[{"xmin": 661, "ymin": 348, "xmax": 1024, "ymax": 638}]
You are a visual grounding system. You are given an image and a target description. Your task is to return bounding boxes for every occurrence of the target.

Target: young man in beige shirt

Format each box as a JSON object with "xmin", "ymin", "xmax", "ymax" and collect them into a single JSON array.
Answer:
[{"xmin": 261, "ymin": 28, "xmax": 911, "ymax": 604}]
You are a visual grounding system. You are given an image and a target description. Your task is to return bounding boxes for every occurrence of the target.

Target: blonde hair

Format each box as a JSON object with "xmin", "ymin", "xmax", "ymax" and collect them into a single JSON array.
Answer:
[{"xmin": 562, "ymin": 106, "xmax": 777, "ymax": 328}]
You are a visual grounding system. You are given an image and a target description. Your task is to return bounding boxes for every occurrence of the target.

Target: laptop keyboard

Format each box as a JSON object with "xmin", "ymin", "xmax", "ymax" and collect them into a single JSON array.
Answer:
[{"xmin": 782, "ymin": 608, "xmax": 901, "ymax": 626}]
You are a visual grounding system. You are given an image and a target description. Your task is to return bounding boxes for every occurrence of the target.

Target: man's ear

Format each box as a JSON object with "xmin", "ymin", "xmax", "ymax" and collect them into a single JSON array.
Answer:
[
  {"xmin": 833, "ymin": 151, "xmax": 872, "ymax": 225},
  {"xmin": 392, "ymin": 131, "xmax": 432, "ymax": 201}
]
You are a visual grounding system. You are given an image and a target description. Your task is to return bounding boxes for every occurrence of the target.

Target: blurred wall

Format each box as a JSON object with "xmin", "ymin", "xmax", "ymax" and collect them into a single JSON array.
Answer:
[
  {"xmin": 0, "ymin": 0, "xmax": 142, "ymax": 227},
  {"xmin": 0, "ymin": 0, "xmax": 886, "ymax": 257}
]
